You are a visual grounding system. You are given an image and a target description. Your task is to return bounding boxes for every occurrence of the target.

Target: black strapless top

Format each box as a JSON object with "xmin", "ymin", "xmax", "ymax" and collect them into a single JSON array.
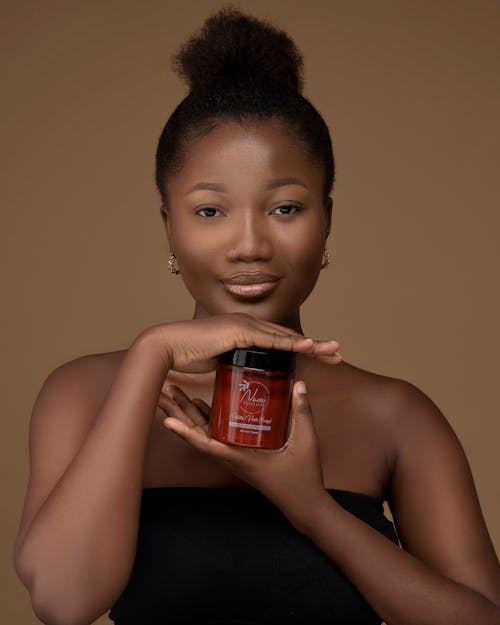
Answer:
[{"xmin": 108, "ymin": 487, "xmax": 398, "ymax": 625}]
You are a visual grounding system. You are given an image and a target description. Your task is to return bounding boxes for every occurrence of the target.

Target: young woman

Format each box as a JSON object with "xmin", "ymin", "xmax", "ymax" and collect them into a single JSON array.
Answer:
[{"xmin": 13, "ymin": 8, "xmax": 500, "ymax": 625}]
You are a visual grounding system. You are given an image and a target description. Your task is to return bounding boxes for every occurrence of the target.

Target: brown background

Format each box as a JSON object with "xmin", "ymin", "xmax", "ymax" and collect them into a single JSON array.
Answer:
[{"xmin": 2, "ymin": 1, "xmax": 499, "ymax": 623}]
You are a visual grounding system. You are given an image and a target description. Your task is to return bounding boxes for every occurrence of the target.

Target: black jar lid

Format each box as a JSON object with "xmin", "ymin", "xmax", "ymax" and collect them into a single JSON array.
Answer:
[{"xmin": 219, "ymin": 347, "xmax": 296, "ymax": 372}]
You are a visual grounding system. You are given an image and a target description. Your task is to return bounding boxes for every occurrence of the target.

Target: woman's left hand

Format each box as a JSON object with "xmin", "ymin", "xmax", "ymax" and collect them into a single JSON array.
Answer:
[{"xmin": 159, "ymin": 380, "xmax": 327, "ymax": 529}]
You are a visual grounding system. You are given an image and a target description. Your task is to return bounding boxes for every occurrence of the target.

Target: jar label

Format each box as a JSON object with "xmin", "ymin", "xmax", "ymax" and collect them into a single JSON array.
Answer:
[
  {"xmin": 228, "ymin": 379, "xmax": 272, "ymax": 432},
  {"xmin": 239, "ymin": 379, "xmax": 270, "ymax": 416},
  {"xmin": 228, "ymin": 414, "xmax": 272, "ymax": 431}
]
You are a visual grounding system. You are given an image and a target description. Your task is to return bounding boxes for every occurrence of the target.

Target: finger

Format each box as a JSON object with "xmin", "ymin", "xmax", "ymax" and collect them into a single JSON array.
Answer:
[
  {"xmin": 255, "ymin": 329, "xmax": 341, "ymax": 356},
  {"xmin": 191, "ymin": 398, "xmax": 211, "ymax": 419},
  {"xmin": 236, "ymin": 315, "xmax": 306, "ymax": 344},
  {"xmin": 162, "ymin": 385, "xmax": 209, "ymax": 429},
  {"xmin": 305, "ymin": 340, "xmax": 342, "ymax": 361},
  {"xmin": 164, "ymin": 414, "xmax": 243, "ymax": 464},
  {"xmin": 262, "ymin": 332, "xmax": 318, "ymax": 354},
  {"xmin": 293, "ymin": 380, "xmax": 313, "ymax": 417},
  {"xmin": 315, "ymin": 351, "xmax": 343, "ymax": 364},
  {"xmin": 244, "ymin": 325, "xmax": 304, "ymax": 349},
  {"xmin": 168, "ymin": 385, "xmax": 208, "ymax": 422},
  {"xmin": 252, "ymin": 319, "xmax": 340, "ymax": 350},
  {"xmin": 254, "ymin": 319, "xmax": 305, "ymax": 337},
  {"xmin": 159, "ymin": 394, "xmax": 196, "ymax": 429},
  {"xmin": 163, "ymin": 415, "xmax": 211, "ymax": 447},
  {"xmin": 284, "ymin": 380, "xmax": 316, "ymax": 447}
]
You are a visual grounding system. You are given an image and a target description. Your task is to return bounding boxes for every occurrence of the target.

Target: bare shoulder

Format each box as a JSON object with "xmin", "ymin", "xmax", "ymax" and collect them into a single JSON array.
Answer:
[
  {"xmin": 341, "ymin": 360, "xmax": 459, "ymax": 444},
  {"xmin": 308, "ymin": 358, "xmax": 428, "ymax": 496},
  {"xmin": 335, "ymin": 359, "xmax": 458, "ymax": 456},
  {"xmin": 45, "ymin": 348, "xmax": 128, "ymax": 403},
  {"xmin": 314, "ymin": 357, "xmax": 422, "ymax": 423},
  {"xmin": 345, "ymin": 364, "xmax": 500, "ymax": 604},
  {"xmin": 14, "ymin": 348, "xmax": 129, "ymax": 567},
  {"xmin": 328, "ymin": 363, "xmax": 500, "ymax": 604},
  {"xmin": 31, "ymin": 346, "xmax": 129, "ymax": 470}
]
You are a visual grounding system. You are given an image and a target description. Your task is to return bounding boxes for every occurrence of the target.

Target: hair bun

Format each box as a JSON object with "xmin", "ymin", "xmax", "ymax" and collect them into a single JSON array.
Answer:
[{"xmin": 172, "ymin": 7, "xmax": 304, "ymax": 94}]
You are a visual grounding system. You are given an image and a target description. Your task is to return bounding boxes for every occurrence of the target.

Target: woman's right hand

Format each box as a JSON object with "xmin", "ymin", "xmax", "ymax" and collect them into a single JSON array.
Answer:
[{"xmin": 137, "ymin": 313, "xmax": 341, "ymax": 373}]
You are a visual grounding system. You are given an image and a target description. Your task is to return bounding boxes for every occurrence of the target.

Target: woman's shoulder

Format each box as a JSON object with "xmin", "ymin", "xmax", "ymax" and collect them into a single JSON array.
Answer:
[
  {"xmin": 328, "ymin": 359, "xmax": 451, "ymax": 441},
  {"xmin": 306, "ymin": 359, "xmax": 426, "ymax": 497},
  {"xmin": 59, "ymin": 348, "xmax": 126, "ymax": 374},
  {"xmin": 46, "ymin": 348, "xmax": 128, "ymax": 401},
  {"xmin": 318, "ymin": 360, "xmax": 458, "ymax": 496},
  {"xmin": 312, "ymin": 357, "xmax": 417, "ymax": 408}
]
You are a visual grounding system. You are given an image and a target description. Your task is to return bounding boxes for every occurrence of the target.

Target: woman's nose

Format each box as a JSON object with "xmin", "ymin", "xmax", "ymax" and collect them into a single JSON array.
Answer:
[{"xmin": 225, "ymin": 214, "xmax": 274, "ymax": 263}]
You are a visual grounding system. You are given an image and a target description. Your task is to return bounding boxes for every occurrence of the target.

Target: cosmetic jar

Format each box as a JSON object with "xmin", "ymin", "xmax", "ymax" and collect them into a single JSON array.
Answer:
[{"xmin": 209, "ymin": 347, "xmax": 295, "ymax": 449}]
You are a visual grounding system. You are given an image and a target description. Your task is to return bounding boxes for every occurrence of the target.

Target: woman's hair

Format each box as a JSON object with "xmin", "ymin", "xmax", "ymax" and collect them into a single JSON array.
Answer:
[{"xmin": 155, "ymin": 6, "xmax": 335, "ymax": 206}]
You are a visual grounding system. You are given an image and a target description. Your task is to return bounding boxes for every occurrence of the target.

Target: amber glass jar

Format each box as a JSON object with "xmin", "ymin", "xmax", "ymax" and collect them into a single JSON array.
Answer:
[{"xmin": 209, "ymin": 347, "xmax": 295, "ymax": 449}]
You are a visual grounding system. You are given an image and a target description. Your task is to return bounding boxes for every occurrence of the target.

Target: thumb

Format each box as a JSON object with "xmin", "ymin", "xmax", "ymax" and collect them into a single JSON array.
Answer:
[
  {"xmin": 293, "ymin": 380, "xmax": 312, "ymax": 417},
  {"xmin": 286, "ymin": 380, "xmax": 314, "ymax": 443}
]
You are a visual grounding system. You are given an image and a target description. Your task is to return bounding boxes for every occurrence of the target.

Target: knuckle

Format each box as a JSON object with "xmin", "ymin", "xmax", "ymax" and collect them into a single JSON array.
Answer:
[
  {"xmin": 235, "ymin": 330, "xmax": 253, "ymax": 348},
  {"xmin": 177, "ymin": 396, "xmax": 190, "ymax": 410},
  {"xmin": 298, "ymin": 398, "xmax": 312, "ymax": 414}
]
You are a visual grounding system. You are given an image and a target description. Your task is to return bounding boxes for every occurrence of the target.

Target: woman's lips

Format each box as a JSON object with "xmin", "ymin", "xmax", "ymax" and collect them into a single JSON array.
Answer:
[
  {"xmin": 220, "ymin": 273, "xmax": 281, "ymax": 299},
  {"xmin": 222, "ymin": 281, "xmax": 280, "ymax": 298}
]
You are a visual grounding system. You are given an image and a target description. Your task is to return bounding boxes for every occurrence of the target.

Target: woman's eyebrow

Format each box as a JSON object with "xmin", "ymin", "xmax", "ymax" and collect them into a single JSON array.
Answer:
[
  {"xmin": 264, "ymin": 177, "xmax": 308, "ymax": 190},
  {"xmin": 186, "ymin": 182, "xmax": 227, "ymax": 194},
  {"xmin": 185, "ymin": 177, "xmax": 308, "ymax": 195}
]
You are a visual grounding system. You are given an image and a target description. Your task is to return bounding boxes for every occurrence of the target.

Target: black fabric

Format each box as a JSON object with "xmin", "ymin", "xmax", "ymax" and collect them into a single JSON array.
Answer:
[{"xmin": 108, "ymin": 487, "xmax": 398, "ymax": 625}]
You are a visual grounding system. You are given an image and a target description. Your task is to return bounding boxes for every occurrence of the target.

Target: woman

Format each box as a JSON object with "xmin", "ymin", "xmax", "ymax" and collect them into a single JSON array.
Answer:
[{"xmin": 13, "ymin": 7, "xmax": 500, "ymax": 625}]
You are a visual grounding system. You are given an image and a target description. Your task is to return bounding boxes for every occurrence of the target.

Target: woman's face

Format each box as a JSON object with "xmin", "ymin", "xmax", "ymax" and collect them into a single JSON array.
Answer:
[{"xmin": 161, "ymin": 120, "xmax": 331, "ymax": 328}]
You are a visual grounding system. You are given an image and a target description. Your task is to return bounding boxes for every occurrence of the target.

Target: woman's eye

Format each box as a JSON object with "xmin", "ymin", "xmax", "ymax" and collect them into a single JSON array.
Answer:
[
  {"xmin": 196, "ymin": 207, "xmax": 221, "ymax": 217},
  {"xmin": 271, "ymin": 204, "xmax": 301, "ymax": 216}
]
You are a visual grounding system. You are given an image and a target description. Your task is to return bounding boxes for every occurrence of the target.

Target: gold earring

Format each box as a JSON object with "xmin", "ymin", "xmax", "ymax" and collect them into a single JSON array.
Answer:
[
  {"xmin": 321, "ymin": 248, "xmax": 333, "ymax": 270},
  {"xmin": 168, "ymin": 252, "xmax": 180, "ymax": 275}
]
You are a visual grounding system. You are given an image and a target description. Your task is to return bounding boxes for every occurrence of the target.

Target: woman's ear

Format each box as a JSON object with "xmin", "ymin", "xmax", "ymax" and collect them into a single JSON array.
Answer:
[
  {"xmin": 160, "ymin": 204, "xmax": 173, "ymax": 249},
  {"xmin": 325, "ymin": 197, "xmax": 333, "ymax": 238}
]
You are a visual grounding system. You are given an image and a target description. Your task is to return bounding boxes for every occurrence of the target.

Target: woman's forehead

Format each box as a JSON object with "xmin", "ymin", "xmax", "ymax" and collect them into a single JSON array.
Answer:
[{"xmin": 170, "ymin": 120, "xmax": 322, "ymax": 191}]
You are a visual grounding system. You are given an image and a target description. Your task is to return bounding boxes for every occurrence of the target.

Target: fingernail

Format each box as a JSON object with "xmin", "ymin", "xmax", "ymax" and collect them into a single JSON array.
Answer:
[{"xmin": 296, "ymin": 380, "xmax": 307, "ymax": 394}]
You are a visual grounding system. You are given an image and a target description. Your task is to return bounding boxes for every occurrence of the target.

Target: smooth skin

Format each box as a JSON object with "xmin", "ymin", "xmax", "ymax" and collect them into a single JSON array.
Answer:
[{"xmin": 13, "ymin": 118, "xmax": 500, "ymax": 625}]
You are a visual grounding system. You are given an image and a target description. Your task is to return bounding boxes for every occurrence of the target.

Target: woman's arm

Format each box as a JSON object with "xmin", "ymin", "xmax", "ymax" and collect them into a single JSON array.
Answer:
[
  {"xmin": 155, "ymin": 367, "xmax": 499, "ymax": 623},
  {"xmin": 14, "ymin": 314, "xmax": 336, "ymax": 625},
  {"xmin": 296, "ymin": 382, "xmax": 500, "ymax": 625},
  {"xmin": 13, "ymin": 332, "xmax": 171, "ymax": 625}
]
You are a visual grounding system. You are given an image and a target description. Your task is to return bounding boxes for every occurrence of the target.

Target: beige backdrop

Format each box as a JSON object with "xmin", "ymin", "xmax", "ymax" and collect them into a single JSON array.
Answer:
[{"xmin": 2, "ymin": 1, "xmax": 499, "ymax": 623}]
